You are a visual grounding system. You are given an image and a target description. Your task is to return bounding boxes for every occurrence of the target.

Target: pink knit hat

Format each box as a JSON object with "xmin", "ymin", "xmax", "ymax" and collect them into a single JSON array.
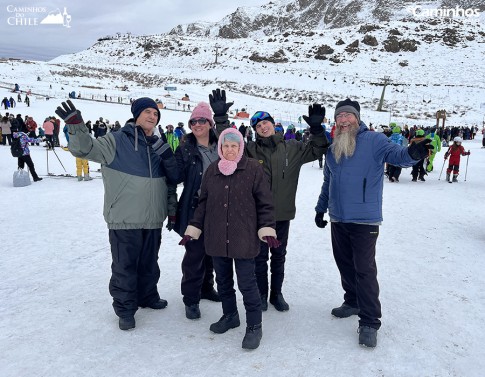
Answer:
[
  {"xmin": 189, "ymin": 102, "xmax": 214, "ymax": 128},
  {"xmin": 217, "ymin": 128, "xmax": 244, "ymax": 176}
]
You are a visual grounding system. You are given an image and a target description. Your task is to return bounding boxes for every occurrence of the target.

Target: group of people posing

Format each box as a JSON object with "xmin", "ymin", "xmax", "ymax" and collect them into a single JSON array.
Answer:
[{"xmin": 55, "ymin": 89, "xmax": 433, "ymax": 350}]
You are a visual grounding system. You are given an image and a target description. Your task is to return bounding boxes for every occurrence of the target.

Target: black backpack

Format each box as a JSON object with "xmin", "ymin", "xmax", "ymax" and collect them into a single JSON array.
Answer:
[{"xmin": 11, "ymin": 136, "xmax": 23, "ymax": 157}]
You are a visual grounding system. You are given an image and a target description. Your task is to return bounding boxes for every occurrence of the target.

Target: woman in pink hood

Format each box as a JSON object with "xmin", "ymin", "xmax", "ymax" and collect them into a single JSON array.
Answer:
[{"xmin": 181, "ymin": 127, "xmax": 279, "ymax": 350}]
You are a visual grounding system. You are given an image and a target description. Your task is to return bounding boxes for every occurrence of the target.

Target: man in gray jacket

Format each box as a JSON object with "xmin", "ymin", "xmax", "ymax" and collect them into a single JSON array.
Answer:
[{"xmin": 56, "ymin": 99, "xmax": 178, "ymax": 331}]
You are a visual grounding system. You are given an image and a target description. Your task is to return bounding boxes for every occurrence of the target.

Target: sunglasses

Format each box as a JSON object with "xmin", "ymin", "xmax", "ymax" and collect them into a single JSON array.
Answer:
[
  {"xmin": 250, "ymin": 111, "xmax": 271, "ymax": 127},
  {"xmin": 189, "ymin": 118, "xmax": 208, "ymax": 126}
]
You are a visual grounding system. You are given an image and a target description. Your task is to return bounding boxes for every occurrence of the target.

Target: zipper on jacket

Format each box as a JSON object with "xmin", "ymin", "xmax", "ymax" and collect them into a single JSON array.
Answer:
[
  {"xmin": 363, "ymin": 178, "xmax": 367, "ymax": 203},
  {"xmin": 282, "ymin": 145, "xmax": 288, "ymax": 179}
]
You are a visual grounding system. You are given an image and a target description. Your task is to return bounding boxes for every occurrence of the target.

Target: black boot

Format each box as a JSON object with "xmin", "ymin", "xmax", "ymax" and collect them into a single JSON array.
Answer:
[
  {"xmin": 242, "ymin": 323, "xmax": 262, "ymax": 350},
  {"xmin": 358, "ymin": 326, "xmax": 378, "ymax": 348},
  {"xmin": 119, "ymin": 316, "xmax": 135, "ymax": 330},
  {"xmin": 269, "ymin": 291, "xmax": 289, "ymax": 312},
  {"xmin": 331, "ymin": 303, "xmax": 360, "ymax": 318},
  {"xmin": 201, "ymin": 288, "xmax": 221, "ymax": 302},
  {"xmin": 210, "ymin": 312, "xmax": 240, "ymax": 334},
  {"xmin": 185, "ymin": 304, "xmax": 201, "ymax": 320},
  {"xmin": 260, "ymin": 294, "xmax": 268, "ymax": 312}
]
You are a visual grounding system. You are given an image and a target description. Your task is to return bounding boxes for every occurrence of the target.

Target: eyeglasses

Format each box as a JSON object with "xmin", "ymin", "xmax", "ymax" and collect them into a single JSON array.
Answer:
[
  {"xmin": 189, "ymin": 118, "xmax": 208, "ymax": 126},
  {"xmin": 335, "ymin": 112, "xmax": 354, "ymax": 120},
  {"xmin": 250, "ymin": 111, "xmax": 271, "ymax": 127}
]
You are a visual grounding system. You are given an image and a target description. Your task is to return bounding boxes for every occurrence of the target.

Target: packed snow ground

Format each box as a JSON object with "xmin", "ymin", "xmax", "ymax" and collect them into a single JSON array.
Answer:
[{"xmin": 1, "ymin": 98, "xmax": 484, "ymax": 377}]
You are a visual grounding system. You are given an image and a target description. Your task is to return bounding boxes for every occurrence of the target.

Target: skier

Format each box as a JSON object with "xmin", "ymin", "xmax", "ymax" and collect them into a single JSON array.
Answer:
[{"xmin": 444, "ymin": 137, "xmax": 470, "ymax": 182}]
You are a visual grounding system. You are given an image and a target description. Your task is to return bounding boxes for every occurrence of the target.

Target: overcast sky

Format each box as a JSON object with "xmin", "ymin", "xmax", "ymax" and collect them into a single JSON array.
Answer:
[{"xmin": 0, "ymin": 0, "xmax": 268, "ymax": 61}]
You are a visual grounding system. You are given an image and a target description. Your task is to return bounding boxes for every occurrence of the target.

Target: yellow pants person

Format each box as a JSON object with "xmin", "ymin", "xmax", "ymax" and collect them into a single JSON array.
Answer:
[{"xmin": 76, "ymin": 158, "xmax": 92, "ymax": 181}]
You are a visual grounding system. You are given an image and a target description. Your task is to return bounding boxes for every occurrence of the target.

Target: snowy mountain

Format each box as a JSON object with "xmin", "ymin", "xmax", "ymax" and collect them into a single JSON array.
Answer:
[{"xmin": 169, "ymin": 0, "xmax": 485, "ymax": 38}]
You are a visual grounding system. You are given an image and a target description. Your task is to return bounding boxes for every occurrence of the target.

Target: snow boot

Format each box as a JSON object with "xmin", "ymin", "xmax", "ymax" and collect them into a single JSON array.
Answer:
[
  {"xmin": 84, "ymin": 174, "xmax": 93, "ymax": 181},
  {"xmin": 260, "ymin": 294, "xmax": 268, "ymax": 312},
  {"xmin": 269, "ymin": 291, "xmax": 289, "ymax": 311},
  {"xmin": 200, "ymin": 288, "xmax": 221, "ymax": 302},
  {"xmin": 242, "ymin": 323, "xmax": 262, "ymax": 350},
  {"xmin": 119, "ymin": 316, "xmax": 135, "ymax": 331},
  {"xmin": 210, "ymin": 312, "xmax": 240, "ymax": 334},
  {"xmin": 358, "ymin": 326, "xmax": 377, "ymax": 348},
  {"xmin": 446, "ymin": 173, "xmax": 450, "ymax": 182},
  {"xmin": 185, "ymin": 304, "xmax": 201, "ymax": 320},
  {"xmin": 419, "ymin": 176, "xmax": 426, "ymax": 182},
  {"xmin": 331, "ymin": 303, "xmax": 360, "ymax": 318},
  {"xmin": 77, "ymin": 175, "xmax": 83, "ymax": 181},
  {"xmin": 453, "ymin": 174, "xmax": 458, "ymax": 182}
]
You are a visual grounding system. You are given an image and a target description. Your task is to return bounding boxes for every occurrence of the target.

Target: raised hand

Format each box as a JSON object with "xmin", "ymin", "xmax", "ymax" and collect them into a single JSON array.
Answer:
[
  {"xmin": 55, "ymin": 100, "xmax": 84, "ymax": 125},
  {"xmin": 209, "ymin": 88, "xmax": 234, "ymax": 116},
  {"xmin": 302, "ymin": 104, "xmax": 326, "ymax": 134}
]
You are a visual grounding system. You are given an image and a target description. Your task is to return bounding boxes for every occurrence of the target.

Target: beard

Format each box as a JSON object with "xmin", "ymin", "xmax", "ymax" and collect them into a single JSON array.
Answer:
[{"xmin": 332, "ymin": 121, "xmax": 359, "ymax": 163}]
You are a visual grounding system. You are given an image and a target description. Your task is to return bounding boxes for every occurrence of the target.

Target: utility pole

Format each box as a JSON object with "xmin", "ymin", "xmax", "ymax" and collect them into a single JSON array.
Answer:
[
  {"xmin": 376, "ymin": 76, "xmax": 391, "ymax": 112},
  {"xmin": 214, "ymin": 44, "xmax": 220, "ymax": 64}
]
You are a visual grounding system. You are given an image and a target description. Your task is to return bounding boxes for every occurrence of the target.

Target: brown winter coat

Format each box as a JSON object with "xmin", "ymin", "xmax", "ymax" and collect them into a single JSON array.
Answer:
[{"xmin": 188, "ymin": 155, "xmax": 275, "ymax": 259}]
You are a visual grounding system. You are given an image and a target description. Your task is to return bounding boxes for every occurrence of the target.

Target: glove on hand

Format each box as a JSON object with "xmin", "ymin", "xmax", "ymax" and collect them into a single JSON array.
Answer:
[
  {"xmin": 209, "ymin": 88, "xmax": 233, "ymax": 117},
  {"xmin": 466, "ymin": 151, "xmax": 471, "ymax": 155},
  {"xmin": 302, "ymin": 104, "xmax": 326, "ymax": 134},
  {"xmin": 408, "ymin": 139, "xmax": 433, "ymax": 160},
  {"xmin": 179, "ymin": 235, "xmax": 193, "ymax": 246},
  {"xmin": 263, "ymin": 236, "xmax": 281, "ymax": 249},
  {"xmin": 55, "ymin": 100, "xmax": 84, "ymax": 125},
  {"xmin": 315, "ymin": 212, "xmax": 328, "ymax": 228},
  {"xmin": 166, "ymin": 216, "xmax": 176, "ymax": 231},
  {"xmin": 152, "ymin": 138, "xmax": 173, "ymax": 159}
]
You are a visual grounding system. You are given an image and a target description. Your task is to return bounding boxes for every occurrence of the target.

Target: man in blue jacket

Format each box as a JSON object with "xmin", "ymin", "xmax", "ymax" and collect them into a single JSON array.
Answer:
[{"xmin": 314, "ymin": 99, "xmax": 432, "ymax": 348}]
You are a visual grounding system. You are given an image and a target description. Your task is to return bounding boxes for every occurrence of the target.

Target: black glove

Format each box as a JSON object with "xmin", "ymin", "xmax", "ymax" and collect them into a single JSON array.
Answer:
[
  {"xmin": 152, "ymin": 138, "xmax": 173, "ymax": 160},
  {"xmin": 166, "ymin": 216, "xmax": 176, "ymax": 231},
  {"xmin": 263, "ymin": 236, "xmax": 282, "ymax": 249},
  {"xmin": 55, "ymin": 100, "xmax": 84, "ymax": 125},
  {"xmin": 302, "ymin": 104, "xmax": 326, "ymax": 134},
  {"xmin": 209, "ymin": 89, "xmax": 233, "ymax": 117},
  {"xmin": 408, "ymin": 139, "xmax": 434, "ymax": 160},
  {"xmin": 315, "ymin": 212, "xmax": 328, "ymax": 228}
]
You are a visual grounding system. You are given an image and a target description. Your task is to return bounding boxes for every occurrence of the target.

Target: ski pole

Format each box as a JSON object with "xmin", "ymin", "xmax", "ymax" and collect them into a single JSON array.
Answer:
[
  {"xmin": 51, "ymin": 148, "xmax": 67, "ymax": 172},
  {"xmin": 438, "ymin": 158, "xmax": 446, "ymax": 180},
  {"xmin": 46, "ymin": 147, "xmax": 50, "ymax": 175},
  {"xmin": 464, "ymin": 151, "xmax": 470, "ymax": 181}
]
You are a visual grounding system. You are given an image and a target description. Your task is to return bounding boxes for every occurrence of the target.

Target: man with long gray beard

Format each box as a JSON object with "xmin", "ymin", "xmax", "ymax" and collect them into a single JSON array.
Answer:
[{"xmin": 314, "ymin": 98, "xmax": 433, "ymax": 348}]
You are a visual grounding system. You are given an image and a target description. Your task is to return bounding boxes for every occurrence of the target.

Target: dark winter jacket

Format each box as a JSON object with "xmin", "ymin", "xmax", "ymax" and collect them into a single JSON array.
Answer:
[
  {"xmin": 67, "ymin": 120, "xmax": 178, "ymax": 229},
  {"xmin": 173, "ymin": 131, "xmax": 218, "ymax": 237},
  {"xmin": 245, "ymin": 132, "xmax": 327, "ymax": 221},
  {"xmin": 316, "ymin": 122, "xmax": 417, "ymax": 223},
  {"xmin": 189, "ymin": 156, "xmax": 275, "ymax": 259}
]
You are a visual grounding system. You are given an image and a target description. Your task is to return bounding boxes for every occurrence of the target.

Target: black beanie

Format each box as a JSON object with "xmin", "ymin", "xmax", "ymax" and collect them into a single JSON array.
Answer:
[
  {"xmin": 335, "ymin": 98, "xmax": 360, "ymax": 122},
  {"xmin": 131, "ymin": 97, "xmax": 161, "ymax": 124}
]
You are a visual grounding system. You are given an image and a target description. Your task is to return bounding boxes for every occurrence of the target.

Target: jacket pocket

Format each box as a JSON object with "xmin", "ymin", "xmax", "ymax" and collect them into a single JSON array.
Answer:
[{"xmin": 362, "ymin": 178, "xmax": 367, "ymax": 203}]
